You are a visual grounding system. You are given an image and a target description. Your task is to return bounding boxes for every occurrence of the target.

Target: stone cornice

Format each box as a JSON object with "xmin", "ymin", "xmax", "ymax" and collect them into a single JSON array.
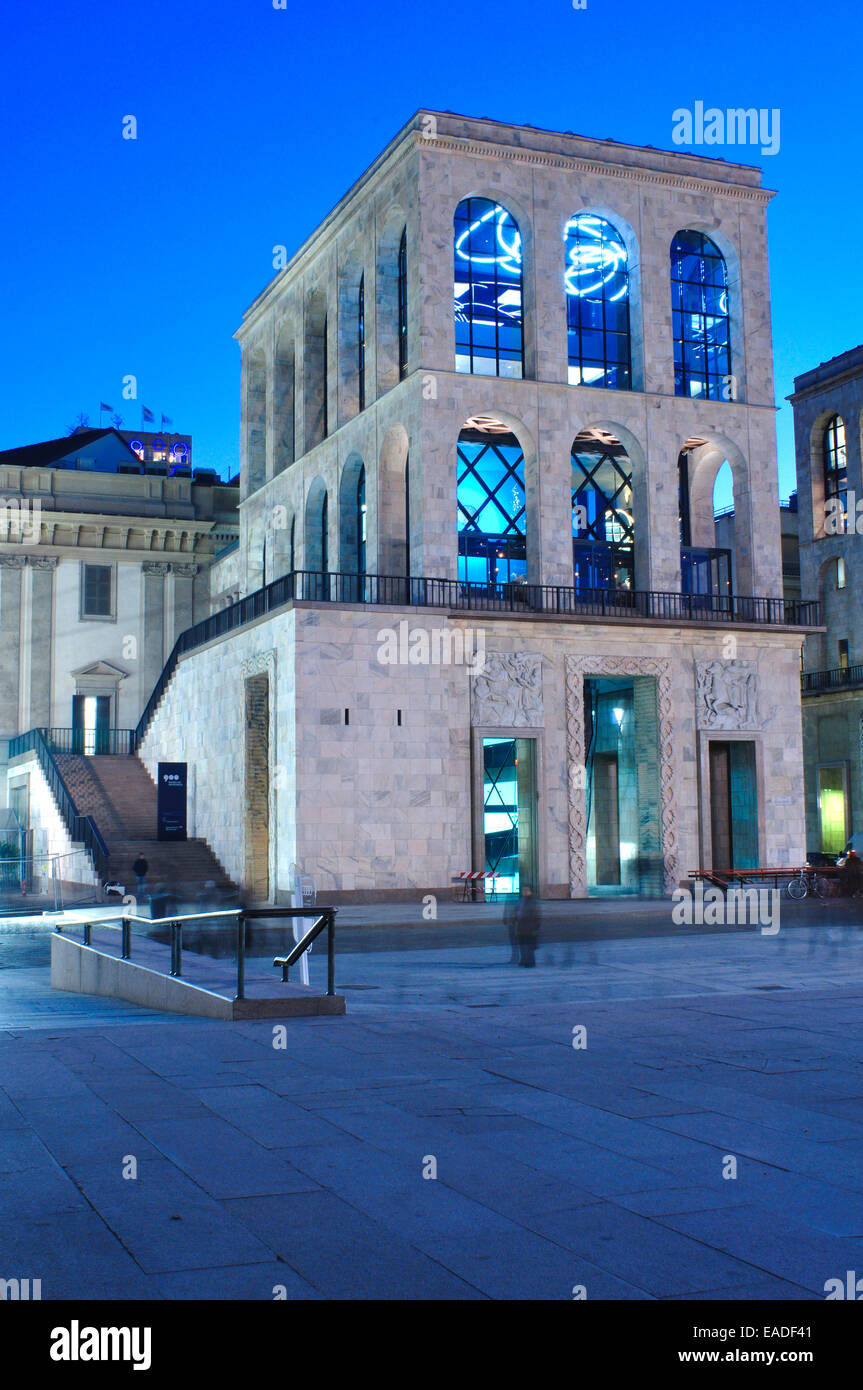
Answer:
[{"xmin": 420, "ymin": 132, "xmax": 775, "ymax": 205}]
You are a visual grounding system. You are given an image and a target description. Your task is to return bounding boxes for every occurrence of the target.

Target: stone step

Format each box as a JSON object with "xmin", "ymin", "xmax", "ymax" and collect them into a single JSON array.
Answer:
[{"xmin": 54, "ymin": 753, "xmax": 238, "ymax": 897}]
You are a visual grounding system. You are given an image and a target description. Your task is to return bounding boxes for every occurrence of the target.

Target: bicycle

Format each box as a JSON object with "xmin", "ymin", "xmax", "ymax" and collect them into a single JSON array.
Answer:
[{"xmin": 784, "ymin": 866, "xmax": 833, "ymax": 900}]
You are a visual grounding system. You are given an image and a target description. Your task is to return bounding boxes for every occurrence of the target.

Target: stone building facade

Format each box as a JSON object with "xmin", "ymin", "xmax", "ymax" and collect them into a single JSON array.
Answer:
[
  {"xmin": 0, "ymin": 427, "xmax": 238, "ymax": 787},
  {"xmin": 791, "ymin": 345, "xmax": 863, "ymax": 854},
  {"xmin": 138, "ymin": 111, "xmax": 818, "ymax": 900}
]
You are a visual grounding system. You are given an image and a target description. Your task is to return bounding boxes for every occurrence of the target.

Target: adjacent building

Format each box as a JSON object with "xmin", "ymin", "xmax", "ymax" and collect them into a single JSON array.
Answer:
[
  {"xmin": 0, "ymin": 427, "xmax": 238, "ymax": 786},
  {"xmin": 791, "ymin": 345, "xmax": 863, "ymax": 854}
]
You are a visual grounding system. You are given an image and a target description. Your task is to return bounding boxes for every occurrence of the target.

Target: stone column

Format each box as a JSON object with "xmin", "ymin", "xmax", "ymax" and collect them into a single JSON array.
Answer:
[
  {"xmin": 27, "ymin": 557, "xmax": 57, "ymax": 729},
  {"xmin": 171, "ymin": 563, "xmax": 199, "ymax": 647},
  {"xmin": 0, "ymin": 556, "xmax": 26, "ymax": 742},
  {"xmin": 142, "ymin": 562, "xmax": 169, "ymax": 712}
]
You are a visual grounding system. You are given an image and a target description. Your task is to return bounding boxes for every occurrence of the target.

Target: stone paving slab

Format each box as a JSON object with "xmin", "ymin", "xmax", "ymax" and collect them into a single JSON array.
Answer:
[{"xmin": 2, "ymin": 925, "xmax": 863, "ymax": 1298}]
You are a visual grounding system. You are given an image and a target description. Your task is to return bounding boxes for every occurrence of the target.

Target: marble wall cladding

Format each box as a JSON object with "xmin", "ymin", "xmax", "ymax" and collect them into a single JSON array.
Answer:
[
  {"xmin": 5, "ymin": 754, "xmax": 98, "ymax": 886},
  {"xmin": 140, "ymin": 601, "xmax": 807, "ymax": 899}
]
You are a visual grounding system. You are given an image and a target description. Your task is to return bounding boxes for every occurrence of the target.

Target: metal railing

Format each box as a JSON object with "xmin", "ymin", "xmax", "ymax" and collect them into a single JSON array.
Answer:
[
  {"xmin": 133, "ymin": 569, "xmax": 823, "ymax": 748},
  {"xmin": 57, "ymin": 905, "xmax": 337, "ymax": 998},
  {"xmin": 7, "ymin": 729, "xmax": 109, "ymax": 880},
  {"xmin": 802, "ymin": 664, "xmax": 863, "ymax": 693},
  {"xmin": 41, "ymin": 727, "xmax": 135, "ymax": 756}
]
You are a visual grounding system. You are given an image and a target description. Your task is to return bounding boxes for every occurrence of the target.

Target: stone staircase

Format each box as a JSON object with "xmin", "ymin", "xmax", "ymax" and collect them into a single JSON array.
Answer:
[{"xmin": 55, "ymin": 753, "xmax": 237, "ymax": 902}]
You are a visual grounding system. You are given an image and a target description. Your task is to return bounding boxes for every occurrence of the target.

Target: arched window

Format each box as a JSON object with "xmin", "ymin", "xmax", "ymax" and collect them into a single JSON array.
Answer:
[
  {"xmin": 670, "ymin": 231, "xmax": 731, "ymax": 400},
  {"xmin": 564, "ymin": 215, "xmax": 631, "ymax": 389},
  {"xmin": 454, "ymin": 199, "xmax": 523, "ymax": 378},
  {"xmin": 245, "ymin": 347, "xmax": 267, "ymax": 494},
  {"xmin": 304, "ymin": 478, "xmax": 328, "ymax": 594},
  {"xmin": 357, "ymin": 464, "xmax": 367, "ymax": 575},
  {"xmin": 824, "ymin": 415, "xmax": 848, "ymax": 532},
  {"xmin": 358, "ymin": 274, "xmax": 366, "ymax": 412},
  {"xmin": 571, "ymin": 429, "xmax": 634, "ymax": 591},
  {"xmin": 457, "ymin": 417, "xmax": 526, "ymax": 586},
  {"xmin": 398, "ymin": 228, "xmax": 408, "ymax": 380},
  {"xmin": 304, "ymin": 292, "xmax": 327, "ymax": 453}
]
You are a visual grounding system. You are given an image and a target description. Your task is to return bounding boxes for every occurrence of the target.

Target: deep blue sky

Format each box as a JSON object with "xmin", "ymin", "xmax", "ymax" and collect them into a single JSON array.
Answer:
[{"xmin": 1, "ymin": 0, "xmax": 860, "ymax": 495}]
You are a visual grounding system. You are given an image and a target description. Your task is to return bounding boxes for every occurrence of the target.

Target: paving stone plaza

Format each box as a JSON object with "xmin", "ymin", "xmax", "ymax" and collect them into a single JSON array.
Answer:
[{"xmin": 3, "ymin": 907, "xmax": 863, "ymax": 1302}]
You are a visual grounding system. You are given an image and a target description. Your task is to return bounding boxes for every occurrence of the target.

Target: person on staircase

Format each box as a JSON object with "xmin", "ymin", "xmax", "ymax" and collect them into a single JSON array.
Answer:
[{"xmin": 133, "ymin": 853, "xmax": 149, "ymax": 897}]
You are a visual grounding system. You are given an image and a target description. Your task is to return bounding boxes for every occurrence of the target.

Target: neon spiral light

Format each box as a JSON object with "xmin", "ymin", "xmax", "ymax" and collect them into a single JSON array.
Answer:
[
  {"xmin": 564, "ymin": 216, "xmax": 628, "ymax": 299},
  {"xmin": 455, "ymin": 205, "xmax": 522, "ymax": 276}
]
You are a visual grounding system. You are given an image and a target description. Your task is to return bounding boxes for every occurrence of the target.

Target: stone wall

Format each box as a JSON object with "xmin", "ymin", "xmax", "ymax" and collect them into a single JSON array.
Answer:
[{"xmin": 139, "ymin": 599, "xmax": 806, "ymax": 901}]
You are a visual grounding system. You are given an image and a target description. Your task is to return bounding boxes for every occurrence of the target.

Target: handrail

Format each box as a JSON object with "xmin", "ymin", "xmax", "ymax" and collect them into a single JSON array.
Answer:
[
  {"xmin": 8, "ymin": 729, "xmax": 109, "ymax": 880},
  {"xmin": 56, "ymin": 905, "xmax": 337, "ymax": 998},
  {"xmin": 132, "ymin": 569, "xmax": 824, "ymax": 750},
  {"xmin": 802, "ymin": 663, "xmax": 863, "ymax": 692},
  {"xmin": 41, "ymin": 727, "xmax": 135, "ymax": 756}
]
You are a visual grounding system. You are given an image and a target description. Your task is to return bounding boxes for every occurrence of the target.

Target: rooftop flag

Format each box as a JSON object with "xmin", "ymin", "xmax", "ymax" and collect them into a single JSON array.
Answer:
[{"xmin": 142, "ymin": 406, "xmax": 154, "ymax": 424}]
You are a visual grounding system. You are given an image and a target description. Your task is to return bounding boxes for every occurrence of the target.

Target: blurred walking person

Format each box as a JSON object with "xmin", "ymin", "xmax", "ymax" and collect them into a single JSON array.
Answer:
[{"xmin": 515, "ymin": 884, "xmax": 541, "ymax": 967}]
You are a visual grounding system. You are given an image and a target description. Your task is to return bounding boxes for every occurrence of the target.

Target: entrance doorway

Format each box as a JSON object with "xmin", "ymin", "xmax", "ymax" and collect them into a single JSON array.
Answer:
[
  {"xmin": 481, "ymin": 737, "xmax": 538, "ymax": 894},
  {"xmin": 817, "ymin": 764, "xmax": 847, "ymax": 855},
  {"xmin": 583, "ymin": 676, "xmax": 663, "ymax": 895},
  {"xmin": 709, "ymin": 740, "xmax": 758, "ymax": 870},
  {"xmin": 244, "ymin": 674, "xmax": 270, "ymax": 901},
  {"xmin": 72, "ymin": 695, "xmax": 111, "ymax": 755}
]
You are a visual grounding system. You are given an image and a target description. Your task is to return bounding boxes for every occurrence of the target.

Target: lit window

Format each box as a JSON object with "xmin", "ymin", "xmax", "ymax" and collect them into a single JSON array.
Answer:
[
  {"xmin": 837, "ymin": 557, "xmax": 847, "ymax": 589},
  {"xmin": 671, "ymin": 230, "xmax": 731, "ymax": 400},
  {"xmin": 565, "ymin": 215, "xmax": 631, "ymax": 389},
  {"xmin": 457, "ymin": 422, "xmax": 526, "ymax": 586},
  {"xmin": 398, "ymin": 228, "xmax": 408, "ymax": 380},
  {"xmin": 571, "ymin": 432, "xmax": 634, "ymax": 591},
  {"xmin": 824, "ymin": 415, "xmax": 847, "ymax": 532},
  {"xmin": 454, "ymin": 198, "xmax": 523, "ymax": 378},
  {"xmin": 358, "ymin": 274, "xmax": 366, "ymax": 412},
  {"xmin": 357, "ymin": 465, "xmax": 366, "ymax": 576}
]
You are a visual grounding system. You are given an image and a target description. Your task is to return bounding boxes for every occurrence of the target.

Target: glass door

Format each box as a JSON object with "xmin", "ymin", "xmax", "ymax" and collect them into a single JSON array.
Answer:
[{"xmin": 482, "ymin": 737, "xmax": 538, "ymax": 894}]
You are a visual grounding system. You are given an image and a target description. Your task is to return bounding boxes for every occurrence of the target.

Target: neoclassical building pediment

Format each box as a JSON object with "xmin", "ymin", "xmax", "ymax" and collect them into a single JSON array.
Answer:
[{"xmin": 70, "ymin": 660, "xmax": 129, "ymax": 683}]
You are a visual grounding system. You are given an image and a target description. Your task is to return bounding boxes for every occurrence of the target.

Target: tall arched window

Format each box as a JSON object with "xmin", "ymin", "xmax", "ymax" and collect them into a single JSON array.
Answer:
[
  {"xmin": 565, "ymin": 215, "xmax": 631, "ymax": 389},
  {"xmin": 670, "ymin": 231, "xmax": 731, "ymax": 400},
  {"xmin": 398, "ymin": 228, "xmax": 408, "ymax": 380},
  {"xmin": 571, "ymin": 429, "xmax": 634, "ymax": 591},
  {"xmin": 454, "ymin": 199, "xmax": 523, "ymax": 378},
  {"xmin": 357, "ymin": 464, "xmax": 367, "ymax": 575},
  {"xmin": 824, "ymin": 414, "xmax": 847, "ymax": 532},
  {"xmin": 305, "ymin": 478, "xmax": 328, "ymax": 594},
  {"xmin": 457, "ymin": 417, "xmax": 526, "ymax": 586},
  {"xmin": 358, "ymin": 274, "xmax": 366, "ymax": 412}
]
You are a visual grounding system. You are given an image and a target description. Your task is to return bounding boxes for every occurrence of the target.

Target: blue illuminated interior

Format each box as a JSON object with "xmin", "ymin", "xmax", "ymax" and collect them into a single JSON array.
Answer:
[
  {"xmin": 671, "ymin": 230, "xmax": 731, "ymax": 400},
  {"xmin": 457, "ymin": 428, "xmax": 526, "ymax": 586},
  {"xmin": 454, "ymin": 198, "xmax": 524, "ymax": 379},
  {"xmin": 565, "ymin": 214, "xmax": 631, "ymax": 389}
]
